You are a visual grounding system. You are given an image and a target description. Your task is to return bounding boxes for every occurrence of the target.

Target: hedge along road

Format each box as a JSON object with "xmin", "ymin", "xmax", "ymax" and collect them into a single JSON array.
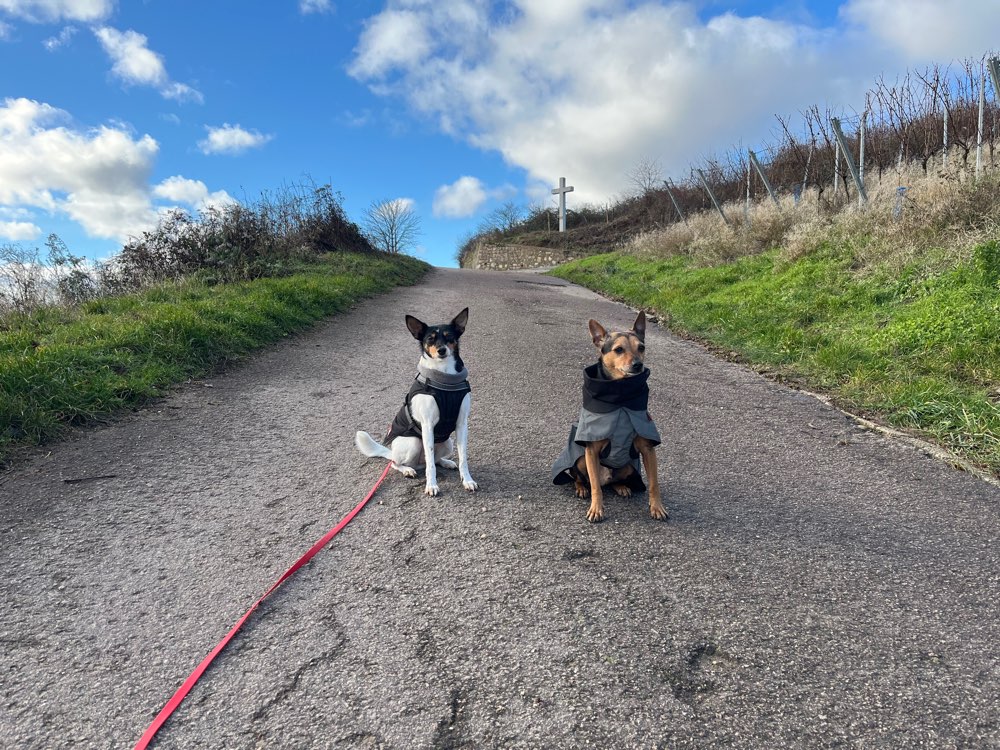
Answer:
[{"xmin": 1, "ymin": 268, "xmax": 998, "ymax": 749}]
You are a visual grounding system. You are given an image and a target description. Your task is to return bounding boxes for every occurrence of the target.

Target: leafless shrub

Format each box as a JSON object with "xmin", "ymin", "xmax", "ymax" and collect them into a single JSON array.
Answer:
[
  {"xmin": 0, "ymin": 243, "xmax": 48, "ymax": 314},
  {"xmin": 116, "ymin": 180, "xmax": 373, "ymax": 286},
  {"xmin": 0, "ymin": 234, "xmax": 103, "ymax": 314},
  {"xmin": 1, "ymin": 180, "xmax": 374, "ymax": 319},
  {"xmin": 522, "ymin": 202, "xmax": 555, "ymax": 232},
  {"xmin": 45, "ymin": 234, "xmax": 98, "ymax": 305}
]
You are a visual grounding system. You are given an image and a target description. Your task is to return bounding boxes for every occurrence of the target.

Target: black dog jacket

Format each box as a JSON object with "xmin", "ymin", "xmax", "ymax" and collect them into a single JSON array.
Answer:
[{"xmin": 384, "ymin": 364, "xmax": 471, "ymax": 445}]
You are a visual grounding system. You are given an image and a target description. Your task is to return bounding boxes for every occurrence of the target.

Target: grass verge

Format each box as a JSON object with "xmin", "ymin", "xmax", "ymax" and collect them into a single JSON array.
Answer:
[
  {"xmin": 0, "ymin": 251, "xmax": 429, "ymax": 465},
  {"xmin": 550, "ymin": 243, "xmax": 1000, "ymax": 476}
]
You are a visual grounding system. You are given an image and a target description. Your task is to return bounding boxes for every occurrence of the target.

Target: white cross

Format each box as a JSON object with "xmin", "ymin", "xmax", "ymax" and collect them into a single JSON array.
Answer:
[{"xmin": 551, "ymin": 177, "xmax": 574, "ymax": 232}]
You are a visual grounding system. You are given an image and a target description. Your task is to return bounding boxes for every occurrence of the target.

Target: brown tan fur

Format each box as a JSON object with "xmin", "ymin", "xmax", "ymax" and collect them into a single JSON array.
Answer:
[{"xmin": 572, "ymin": 311, "xmax": 668, "ymax": 523}]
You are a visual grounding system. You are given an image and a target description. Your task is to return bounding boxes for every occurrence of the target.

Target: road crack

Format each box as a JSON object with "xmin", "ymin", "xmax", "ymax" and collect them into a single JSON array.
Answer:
[{"xmin": 250, "ymin": 631, "xmax": 348, "ymax": 724}]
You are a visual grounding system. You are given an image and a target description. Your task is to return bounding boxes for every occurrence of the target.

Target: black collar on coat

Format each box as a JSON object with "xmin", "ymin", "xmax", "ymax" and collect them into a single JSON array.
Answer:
[{"xmin": 581, "ymin": 362, "xmax": 650, "ymax": 413}]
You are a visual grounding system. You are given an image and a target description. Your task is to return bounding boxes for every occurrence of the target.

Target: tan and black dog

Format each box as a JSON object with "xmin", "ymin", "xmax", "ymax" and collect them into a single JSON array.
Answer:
[{"xmin": 552, "ymin": 311, "xmax": 667, "ymax": 522}]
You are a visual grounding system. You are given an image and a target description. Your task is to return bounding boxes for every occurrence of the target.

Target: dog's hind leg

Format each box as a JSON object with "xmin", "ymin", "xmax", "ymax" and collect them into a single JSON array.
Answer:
[
  {"xmin": 389, "ymin": 437, "xmax": 422, "ymax": 478},
  {"xmin": 610, "ymin": 464, "xmax": 636, "ymax": 497},
  {"xmin": 634, "ymin": 436, "xmax": 667, "ymax": 520},
  {"xmin": 357, "ymin": 430, "xmax": 421, "ymax": 477},
  {"xmin": 572, "ymin": 460, "xmax": 590, "ymax": 499},
  {"xmin": 435, "ymin": 438, "xmax": 458, "ymax": 470}
]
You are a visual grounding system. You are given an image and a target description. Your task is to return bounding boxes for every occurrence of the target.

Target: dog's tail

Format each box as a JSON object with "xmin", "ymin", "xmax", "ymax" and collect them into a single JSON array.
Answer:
[{"xmin": 355, "ymin": 430, "xmax": 392, "ymax": 460}]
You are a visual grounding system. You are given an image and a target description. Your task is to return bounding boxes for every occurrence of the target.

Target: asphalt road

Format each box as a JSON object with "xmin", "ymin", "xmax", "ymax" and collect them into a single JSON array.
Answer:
[{"xmin": 1, "ymin": 267, "xmax": 998, "ymax": 749}]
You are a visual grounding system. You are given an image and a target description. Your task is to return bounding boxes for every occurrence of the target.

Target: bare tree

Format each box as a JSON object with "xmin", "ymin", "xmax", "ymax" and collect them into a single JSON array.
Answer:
[
  {"xmin": 627, "ymin": 156, "xmax": 664, "ymax": 196},
  {"xmin": 363, "ymin": 198, "xmax": 421, "ymax": 254},
  {"xmin": 479, "ymin": 200, "xmax": 526, "ymax": 236},
  {"xmin": 493, "ymin": 200, "xmax": 527, "ymax": 232}
]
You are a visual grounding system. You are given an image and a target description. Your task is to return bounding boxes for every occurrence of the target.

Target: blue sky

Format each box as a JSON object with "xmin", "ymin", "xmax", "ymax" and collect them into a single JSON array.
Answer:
[{"xmin": 2, "ymin": 0, "xmax": 999, "ymax": 268}]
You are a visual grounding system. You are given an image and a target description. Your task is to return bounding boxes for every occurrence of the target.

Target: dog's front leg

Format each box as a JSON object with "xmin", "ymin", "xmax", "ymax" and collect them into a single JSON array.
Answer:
[
  {"xmin": 455, "ymin": 392, "xmax": 478, "ymax": 491},
  {"xmin": 420, "ymin": 428, "xmax": 439, "ymax": 495},
  {"xmin": 635, "ymin": 436, "xmax": 668, "ymax": 520},
  {"xmin": 409, "ymin": 394, "xmax": 441, "ymax": 496},
  {"xmin": 584, "ymin": 440, "xmax": 608, "ymax": 522}
]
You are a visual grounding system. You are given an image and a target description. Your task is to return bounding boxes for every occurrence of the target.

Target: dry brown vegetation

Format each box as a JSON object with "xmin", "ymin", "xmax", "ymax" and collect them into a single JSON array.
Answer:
[
  {"xmin": 628, "ymin": 157, "xmax": 1000, "ymax": 274},
  {"xmin": 459, "ymin": 55, "xmax": 1000, "ymax": 271}
]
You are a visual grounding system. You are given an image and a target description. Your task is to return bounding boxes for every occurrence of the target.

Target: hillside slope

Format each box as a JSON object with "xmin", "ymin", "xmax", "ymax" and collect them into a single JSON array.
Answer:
[{"xmin": 550, "ymin": 198, "xmax": 1000, "ymax": 476}]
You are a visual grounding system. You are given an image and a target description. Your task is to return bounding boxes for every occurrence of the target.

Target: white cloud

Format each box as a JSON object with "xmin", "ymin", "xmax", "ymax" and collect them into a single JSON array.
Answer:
[
  {"xmin": 0, "ymin": 220, "xmax": 41, "ymax": 240},
  {"xmin": 349, "ymin": 9, "xmax": 433, "ymax": 79},
  {"xmin": 351, "ymin": 0, "xmax": 995, "ymax": 205},
  {"xmin": 93, "ymin": 26, "xmax": 203, "ymax": 103},
  {"xmin": 299, "ymin": 0, "xmax": 332, "ymax": 14},
  {"xmin": 433, "ymin": 176, "xmax": 487, "ymax": 218},
  {"xmin": 152, "ymin": 175, "xmax": 206, "ymax": 204},
  {"xmin": 0, "ymin": 0, "xmax": 114, "ymax": 23},
  {"xmin": 0, "ymin": 98, "xmax": 235, "ymax": 246},
  {"xmin": 349, "ymin": 2, "xmax": 846, "ymax": 202},
  {"xmin": 42, "ymin": 25, "xmax": 75, "ymax": 50},
  {"xmin": 93, "ymin": 26, "xmax": 165, "ymax": 85},
  {"xmin": 153, "ymin": 175, "xmax": 234, "ymax": 212},
  {"xmin": 0, "ymin": 205, "xmax": 34, "ymax": 220},
  {"xmin": 160, "ymin": 82, "xmax": 202, "ymax": 104},
  {"xmin": 841, "ymin": 0, "xmax": 1000, "ymax": 62},
  {"xmin": 0, "ymin": 98, "xmax": 160, "ymax": 240},
  {"xmin": 198, "ymin": 123, "xmax": 272, "ymax": 155},
  {"xmin": 432, "ymin": 175, "xmax": 517, "ymax": 218},
  {"xmin": 0, "ymin": 20, "xmax": 12, "ymax": 38}
]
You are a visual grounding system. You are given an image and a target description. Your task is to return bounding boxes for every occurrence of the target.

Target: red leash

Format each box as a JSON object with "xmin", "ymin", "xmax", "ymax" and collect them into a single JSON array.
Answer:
[{"xmin": 134, "ymin": 463, "xmax": 392, "ymax": 749}]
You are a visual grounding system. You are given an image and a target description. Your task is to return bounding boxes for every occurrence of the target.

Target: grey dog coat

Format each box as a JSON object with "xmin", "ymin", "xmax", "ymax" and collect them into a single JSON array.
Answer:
[{"xmin": 551, "ymin": 363, "xmax": 660, "ymax": 491}]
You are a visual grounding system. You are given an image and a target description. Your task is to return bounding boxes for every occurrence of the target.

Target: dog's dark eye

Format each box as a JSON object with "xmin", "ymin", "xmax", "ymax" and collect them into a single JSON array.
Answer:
[
  {"xmin": 614, "ymin": 346, "xmax": 625, "ymax": 354},
  {"xmin": 638, "ymin": 345, "xmax": 645, "ymax": 353}
]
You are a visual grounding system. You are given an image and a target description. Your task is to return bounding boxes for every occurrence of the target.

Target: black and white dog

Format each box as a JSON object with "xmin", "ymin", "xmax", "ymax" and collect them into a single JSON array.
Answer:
[{"xmin": 355, "ymin": 308, "xmax": 478, "ymax": 496}]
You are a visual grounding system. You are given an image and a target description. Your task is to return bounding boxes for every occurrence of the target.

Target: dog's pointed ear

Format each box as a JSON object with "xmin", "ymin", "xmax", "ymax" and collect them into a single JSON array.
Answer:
[
  {"xmin": 588, "ymin": 319, "xmax": 607, "ymax": 348},
  {"xmin": 451, "ymin": 307, "xmax": 469, "ymax": 337},
  {"xmin": 405, "ymin": 315, "xmax": 427, "ymax": 341},
  {"xmin": 632, "ymin": 311, "xmax": 646, "ymax": 342}
]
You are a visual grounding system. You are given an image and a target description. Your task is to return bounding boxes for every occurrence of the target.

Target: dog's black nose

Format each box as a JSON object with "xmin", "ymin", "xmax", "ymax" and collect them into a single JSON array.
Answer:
[
  {"xmin": 631, "ymin": 361, "xmax": 643, "ymax": 373},
  {"xmin": 437, "ymin": 347, "xmax": 447, "ymax": 357}
]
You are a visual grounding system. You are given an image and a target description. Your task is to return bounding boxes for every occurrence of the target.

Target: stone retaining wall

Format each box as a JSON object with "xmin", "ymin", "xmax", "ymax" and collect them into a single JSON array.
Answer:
[{"xmin": 460, "ymin": 242, "xmax": 588, "ymax": 270}]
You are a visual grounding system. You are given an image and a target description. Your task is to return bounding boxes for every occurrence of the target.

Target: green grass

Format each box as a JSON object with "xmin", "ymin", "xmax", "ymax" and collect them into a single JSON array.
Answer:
[
  {"xmin": 551, "ymin": 242, "xmax": 1000, "ymax": 475},
  {"xmin": 0, "ymin": 252, "xmax": 428, "ymax": 463}
]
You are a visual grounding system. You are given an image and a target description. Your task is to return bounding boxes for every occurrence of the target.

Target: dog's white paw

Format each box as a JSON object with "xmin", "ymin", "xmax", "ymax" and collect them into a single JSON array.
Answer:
[
  {"xmin": 437, "ymin": 458, "xmax": 458, "ymax": 470},
  {"xmin": 395, "ymin": 464, "xmax": 417, "ymax": 478},
  {"xmin": 463, "ymin": 478, "xmax": 479, "ymax": 492},
  {"xmin": 424, "ymin": 484, "xmax": 440, "ymax": 496}
]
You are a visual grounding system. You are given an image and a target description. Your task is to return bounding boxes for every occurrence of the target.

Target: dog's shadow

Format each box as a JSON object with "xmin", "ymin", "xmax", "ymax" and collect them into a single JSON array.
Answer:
[{"xmin": 361, "ymin": 450, "xmax": 688, "ymax": 524}]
